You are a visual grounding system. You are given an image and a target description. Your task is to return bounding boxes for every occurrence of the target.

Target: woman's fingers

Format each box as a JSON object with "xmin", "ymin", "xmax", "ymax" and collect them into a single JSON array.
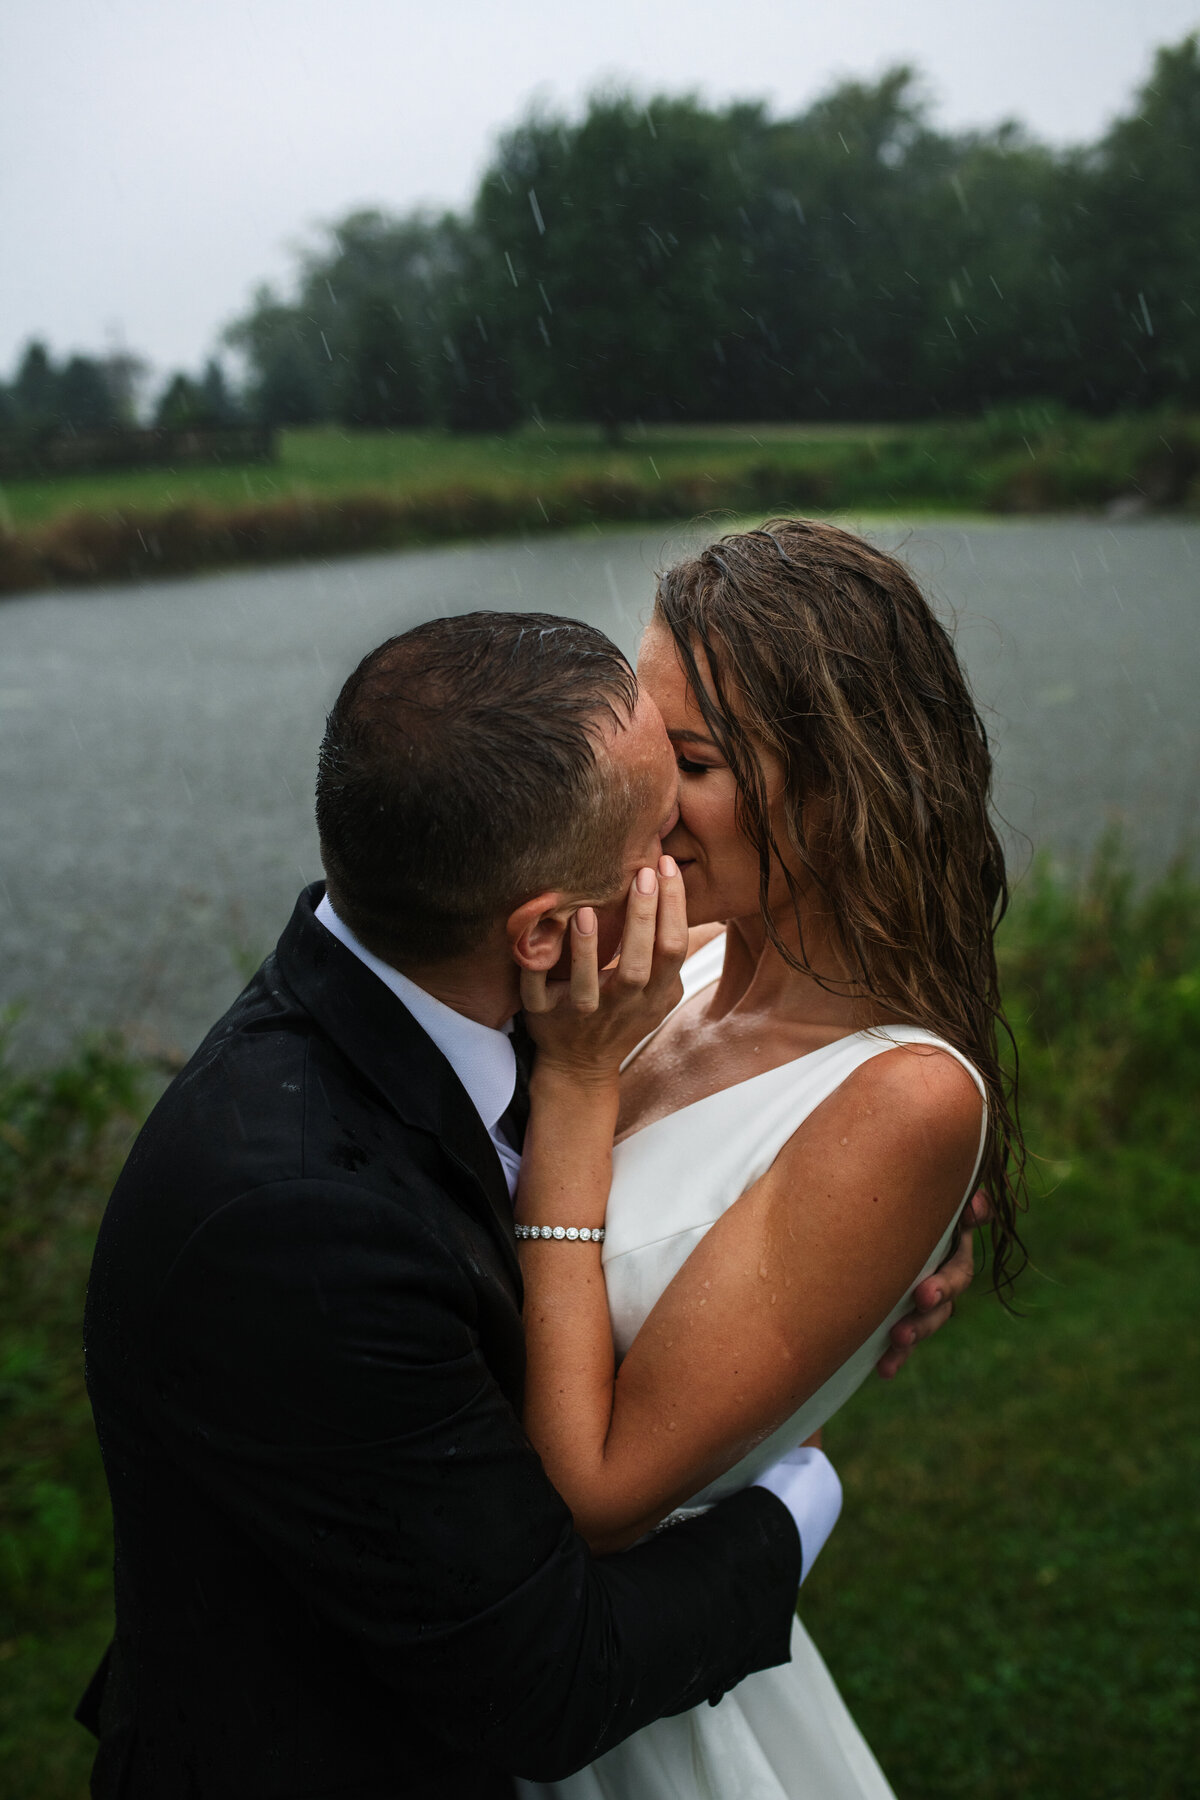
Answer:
[
  {"xmin": 569, "ymin": 906, "xmax": 600, "ymax": 1012},
  {"xmin": 649, "ymin": 855, "xmax": 689, "ymax": 997},
  {"xmin": 612, "ymin": 858, "xmax": 687, "ymax": 1001},
  {"xmin": 614, "ymin": 866, "xmax": 659, "ymax": 990},
  {"xmin": 520, "ymin": 964, "xmax": 550, "ymax": 1016}
]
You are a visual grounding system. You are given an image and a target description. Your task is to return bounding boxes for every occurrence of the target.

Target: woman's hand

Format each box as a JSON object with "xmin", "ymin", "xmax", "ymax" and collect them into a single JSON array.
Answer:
[{"xmin": 520, "ymin": 855, "xmax": 688, "ymax": 1086}]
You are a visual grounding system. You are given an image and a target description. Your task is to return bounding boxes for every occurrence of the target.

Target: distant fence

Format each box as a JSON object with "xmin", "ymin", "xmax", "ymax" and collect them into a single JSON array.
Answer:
[{"xmin": 0, "ymin": 425, "xmax": 276, "ymax": 480}]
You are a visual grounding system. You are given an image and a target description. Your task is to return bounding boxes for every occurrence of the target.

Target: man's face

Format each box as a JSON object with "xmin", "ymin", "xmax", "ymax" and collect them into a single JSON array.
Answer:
[{"xmin": 586, "ymin": 691, "xmax": 680, "ymax": 967}]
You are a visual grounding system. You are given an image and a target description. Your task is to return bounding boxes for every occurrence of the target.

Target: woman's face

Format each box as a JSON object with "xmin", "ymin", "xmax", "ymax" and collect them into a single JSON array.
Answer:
[{"xmin": 637, "ymin": 620, "xmax": 792, "ymax": 928}]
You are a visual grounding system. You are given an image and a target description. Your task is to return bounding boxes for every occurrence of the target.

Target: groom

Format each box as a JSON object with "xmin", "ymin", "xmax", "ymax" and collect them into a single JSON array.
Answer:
[{"xmin": 79, "ymin": 611, "xmax": 979, "ymax": 1799}]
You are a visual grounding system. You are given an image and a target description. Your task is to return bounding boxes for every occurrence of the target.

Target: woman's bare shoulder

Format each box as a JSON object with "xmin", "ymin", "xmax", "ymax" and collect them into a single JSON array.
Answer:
[
  {"xmin": 765, "ymin": 1036, "xmax": 984, "ymax": 1208},
  {"xmin": 852, "ymin": 1038, "xmax": 983, "ymax": 1126}
]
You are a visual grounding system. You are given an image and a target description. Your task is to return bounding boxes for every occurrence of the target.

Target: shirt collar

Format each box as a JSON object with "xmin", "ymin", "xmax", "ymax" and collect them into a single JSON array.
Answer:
[{"xmin": 314, "ymin": 892, "xmax": 517, "ymax": 1132}]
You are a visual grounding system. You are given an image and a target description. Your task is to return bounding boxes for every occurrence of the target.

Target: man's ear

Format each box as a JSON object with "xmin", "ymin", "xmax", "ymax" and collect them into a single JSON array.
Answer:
[{"xmin": 506, "ymin": 891, "xmax": 574, "ymax": 971}]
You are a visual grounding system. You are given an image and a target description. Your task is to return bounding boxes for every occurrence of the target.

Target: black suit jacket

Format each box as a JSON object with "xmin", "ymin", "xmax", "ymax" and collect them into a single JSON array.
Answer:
[{"xmin": 79, "ymin": 885, "xmax": 802, "ymax": 1799}]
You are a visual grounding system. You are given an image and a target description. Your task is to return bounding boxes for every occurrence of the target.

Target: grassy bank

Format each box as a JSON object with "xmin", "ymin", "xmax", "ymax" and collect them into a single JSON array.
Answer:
[
  {"xmin": 1, "ymin": 409, "xmax": 1197, "ymax": 594},
  {"xmin": 804, "ymin": 845, "xmax": 1200, "ymax": 1798},
  {"xmin": 2, "ymin": 849, "xmax": 1198, "ymax": 1795},
  {"xmin": 0, "ymin": 1038, "xmax": 148, "ymax": 1795}
]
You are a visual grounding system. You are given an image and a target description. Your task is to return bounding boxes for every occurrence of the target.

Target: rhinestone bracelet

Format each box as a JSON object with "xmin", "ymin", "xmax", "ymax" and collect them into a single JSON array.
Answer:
[{"xmin": 515, "ymin": 1224, "xmax": 605, "ymax": 1243}]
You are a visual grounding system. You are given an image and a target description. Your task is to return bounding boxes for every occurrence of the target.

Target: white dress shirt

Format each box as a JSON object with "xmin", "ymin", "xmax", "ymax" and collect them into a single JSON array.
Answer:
[
  {"xmin": 315, "ymin": 893, "xmax": 523, "ymax": 1198},
  {"xmin": 314, "ymin": 890, "xmax": 841, "ymax": 1573}
]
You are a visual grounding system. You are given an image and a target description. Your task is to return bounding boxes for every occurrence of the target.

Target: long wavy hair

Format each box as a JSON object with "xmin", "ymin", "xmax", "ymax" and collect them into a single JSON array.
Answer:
[{"xmin": 654, "ymin": 518, "xmax": 1027, "ymax": 1295}]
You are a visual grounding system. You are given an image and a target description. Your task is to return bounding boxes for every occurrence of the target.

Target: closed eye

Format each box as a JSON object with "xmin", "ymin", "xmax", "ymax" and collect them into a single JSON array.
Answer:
[{"xmin": 676, "ymin": 755, "xmax": 713, "ymax": 775}]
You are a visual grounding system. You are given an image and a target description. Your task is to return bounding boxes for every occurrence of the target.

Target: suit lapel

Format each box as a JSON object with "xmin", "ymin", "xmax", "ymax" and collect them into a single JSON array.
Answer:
[{"xmin": 274, "ymin": 886, "xmax": 521, "ymax": 1291}]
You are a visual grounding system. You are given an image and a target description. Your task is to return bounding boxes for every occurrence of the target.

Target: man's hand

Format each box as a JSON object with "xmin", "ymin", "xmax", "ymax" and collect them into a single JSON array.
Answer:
[{"xmin": 875, "ymin": 1189, "xmax": 991, "ymax": 1380}]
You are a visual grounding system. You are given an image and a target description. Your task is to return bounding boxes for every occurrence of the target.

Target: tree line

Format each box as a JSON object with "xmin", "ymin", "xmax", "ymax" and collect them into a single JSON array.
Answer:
[
  {"xmin": 4, "ymin": 33, "xmax": 1198, "ymax": 437},
  {"xmin": 0, "ymin": 342, "xmax": 243, "ymax": 439}
]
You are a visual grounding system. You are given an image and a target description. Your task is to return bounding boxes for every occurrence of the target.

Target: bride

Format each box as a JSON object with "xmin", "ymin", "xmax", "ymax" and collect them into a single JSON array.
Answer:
[{"xmin": 512, "ymin": 519, "xmax": 1026, "ymax": 1800}]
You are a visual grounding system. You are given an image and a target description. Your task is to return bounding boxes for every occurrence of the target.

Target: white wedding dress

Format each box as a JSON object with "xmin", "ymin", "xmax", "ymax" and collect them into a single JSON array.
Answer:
[{"xmin": 518, "ymin": 933, "xmax": 987, "ymax": 1800}]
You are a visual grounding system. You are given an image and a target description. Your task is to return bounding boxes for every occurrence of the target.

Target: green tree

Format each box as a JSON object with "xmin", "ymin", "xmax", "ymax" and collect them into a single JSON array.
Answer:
[
  {"xmin": 472, "ymin": 93, "xmax": 746, "ymax": 433},
  {"xmin": 98, "ymin": 348, "xmax": 148, "ymax": 426},
  {"xmin": 1073, "ymin": 32, "xmax": 1200, "ymax": 407},
  {"xmin": 333, "ymin": 291, "xmax": 426, "ymax": 427},
  {"xmin": 214, "ymin": 38, "xmax": 1200, "ymax": 429},
  {"xmin": 12, "ymin": 341, "xmax": 59, "ymax": 427},
  {"xmin": 154, "ymin": 360, "xmax": 243, "ymax": 428},
  {"xmin": 722, "ymin": 69, "xmax": 941, "ymax": 418},
  {"xmin": 154, "ymin": 373, "xmax": 206, "ymax": 428},
  {"xmin": 58, "ymin": 355, "xmax": 119, "ymax": 430},
  {"xmin": 198, "ymin": 358, "xmax": 240, "ymax": 425},
  {"xmin": 225, "ymin": 210, "xmax": 473, "ymax": 428},
  {"xmin": 224, "ymin": 287, "xmax": 326, "ymax": 425}
]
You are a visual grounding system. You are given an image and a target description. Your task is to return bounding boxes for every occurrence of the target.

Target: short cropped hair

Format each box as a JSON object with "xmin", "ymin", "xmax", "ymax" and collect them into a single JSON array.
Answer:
[{"xmin": 316, "ymin": 611, "xmax": 640, "ymax": 965}]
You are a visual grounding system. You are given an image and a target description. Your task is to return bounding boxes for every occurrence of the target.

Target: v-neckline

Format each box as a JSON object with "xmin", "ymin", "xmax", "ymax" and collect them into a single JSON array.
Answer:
[
  {"xmin": 615, "ymin": 933, "xmax": 919, "ymax": 1148},
  {"xmin": 615, "ymin": 1012, "xmax": 888, "ymax": 1148}
]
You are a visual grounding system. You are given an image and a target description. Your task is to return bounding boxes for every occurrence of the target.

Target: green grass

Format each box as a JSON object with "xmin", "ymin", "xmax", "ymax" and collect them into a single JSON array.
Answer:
[
  {"xmin": 804, "ymin": 844, "xmax": 1200, "ymax": 1798},
  {"xmin": 1, "ymin": 411, "xmax": 1196, "ymax": 596},
  {"xmin": 0, "ymin": 1036, "xmax": 148, "ymax": 1795},
  {"xmin": 2, "ymin": 846, "xmax": 1198, "ymax": 1795},
  {"xmin": 1, "ymin": 408, "xmax": 1195, "ymax": 536},
  {"xmin": 0, "ymin": 421, "xmax": 908, "ymax": 532}
]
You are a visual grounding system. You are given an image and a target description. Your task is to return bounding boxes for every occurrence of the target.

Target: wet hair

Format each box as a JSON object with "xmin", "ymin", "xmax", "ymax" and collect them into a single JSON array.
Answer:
[
  {"xmin": 654, "ymin": 518, "xmax": 1027, "ymax": 1295},
  {"xmin": 316, "ymin": 611, "xmax": 639, "ymax": 965}
]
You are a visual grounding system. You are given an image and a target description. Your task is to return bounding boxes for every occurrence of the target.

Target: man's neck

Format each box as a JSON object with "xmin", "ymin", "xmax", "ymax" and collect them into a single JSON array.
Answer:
[
  {"xmin": 392, "ymin": 952, "xmax": 521, "ymax": 1031},
  {"xmin": 320, "ymin": 891, "xmax": 521, "ymax": 1029}
]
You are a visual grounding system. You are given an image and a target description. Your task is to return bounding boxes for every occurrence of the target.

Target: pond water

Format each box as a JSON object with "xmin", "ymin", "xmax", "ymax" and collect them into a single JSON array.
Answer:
[{"xmin": 1, "ymin": 515, "xmax": 1196, "ymax": 1062}]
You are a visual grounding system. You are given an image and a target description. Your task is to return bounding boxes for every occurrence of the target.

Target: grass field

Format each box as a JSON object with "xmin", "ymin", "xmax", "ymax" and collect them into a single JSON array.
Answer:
[
  {"xmin": 1, "ymin": 846, "xmax": 1197, "ymax": 1797},
  {"xmin": 0, "ymin": 422, "xmax": 909, "ymax": 531},
  {"xmin": 1, "ymin": 412, "xmax": 1196, "ymax": 595}
]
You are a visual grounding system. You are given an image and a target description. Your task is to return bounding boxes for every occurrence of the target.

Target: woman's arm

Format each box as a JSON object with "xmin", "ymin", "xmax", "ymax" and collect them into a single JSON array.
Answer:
[{"xmin": 520, "ymin": 927, "xmax": 983, "ymax": 1551}]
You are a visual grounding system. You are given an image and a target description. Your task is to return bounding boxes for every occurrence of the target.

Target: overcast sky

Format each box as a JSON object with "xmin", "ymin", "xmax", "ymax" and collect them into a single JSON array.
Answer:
[{"xmin": 2, "ymin": 0, "xmax": 1197, "ymax": 386}]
